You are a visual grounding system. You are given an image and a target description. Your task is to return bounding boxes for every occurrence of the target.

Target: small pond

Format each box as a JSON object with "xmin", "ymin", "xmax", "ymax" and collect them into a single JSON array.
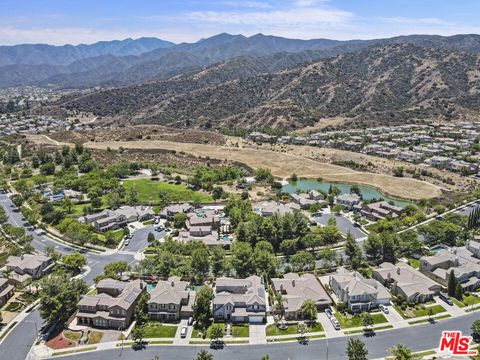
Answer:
[{"xmin": 282, "ymin": 179, "xmax": 412, "ymax": 207}]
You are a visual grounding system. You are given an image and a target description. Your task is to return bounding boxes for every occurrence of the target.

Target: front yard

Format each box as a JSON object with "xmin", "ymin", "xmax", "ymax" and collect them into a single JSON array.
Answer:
[
  {"xmin": 333, "ymin": 312, "xmax": 388, "ymax": 328},
  {"xmin": 266, "ymin": 322, "xmax": 323, "ymax": 336},
  {"xmin": 452, "ymin": 295, "xmax": 480, "ymax": 308},
  {"xmin": 394, "ymin": 303, "xmax": 446, "ymax": 319},
  {"xmin": 143, "ymin": 322, "xmax": 178, "ymax": 338},
  {"xmin": 192, "ymin": 323, "xmax": 250, "ymax": 338}
]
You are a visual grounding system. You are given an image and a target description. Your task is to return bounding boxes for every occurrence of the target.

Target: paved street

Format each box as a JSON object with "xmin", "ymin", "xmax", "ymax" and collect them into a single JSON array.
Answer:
[
  {"xmin": 44, "ymin": 312, "xmax": 479, "ymax": 360},
  {"xmin": 0, "ymin": 192, "xmax": 163, "ymax": 360}
]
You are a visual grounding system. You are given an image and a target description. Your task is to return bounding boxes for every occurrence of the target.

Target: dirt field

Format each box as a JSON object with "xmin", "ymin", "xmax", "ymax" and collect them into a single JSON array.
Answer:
[{"xmin": 79, "ymin": 139, "xmax": 443, "ymax": 200}]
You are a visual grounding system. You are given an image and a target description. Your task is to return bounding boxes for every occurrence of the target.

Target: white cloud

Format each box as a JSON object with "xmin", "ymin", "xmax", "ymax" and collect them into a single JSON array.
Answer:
[
  {"xmin": 184, "ymin": 7, "xmax": 353, "ymax": 26},
  {"xmin": 221, "ymin": 1, "xmax": 273, "ymax": 9}
]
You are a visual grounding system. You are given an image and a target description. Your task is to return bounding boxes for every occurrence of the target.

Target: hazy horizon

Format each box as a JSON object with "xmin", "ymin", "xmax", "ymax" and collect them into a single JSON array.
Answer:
[{"xmin": 2, "ymin": 0, "xmax": 480, "ymax": 46}]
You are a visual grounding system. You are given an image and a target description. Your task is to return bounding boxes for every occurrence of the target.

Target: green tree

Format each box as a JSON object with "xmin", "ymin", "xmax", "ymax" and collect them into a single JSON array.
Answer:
[
  {"xmin": 193, "ymin": 285, "xmax": 213, "ymax": 329},
  {"xmin": 389, "ymin": 344, "xmax": 417, "ymax": 360},
  {"xmin": 290, "ymin": 250, "xmax": 315, "ymax": 272},
  {"xmin": 346, "ymin": 338, "xmax": 368, "ymax": 360},
  {"xmin": 208, "ymin": 323, "xmax": 224, "ymax": 343},
  {"xmin": 191, "ymin": 247, "xmax": 210, "ymax": 282},
  {"xmin": 61, "ymin": 252, "xmax": 86, "ymax": 275},
  {"xmin": 38, "ymin": 273, "xmax": 88, "ymax": 324},
  {"xmin": 364, "ymin": 233, "xmax": 382, "ymax": 262},
  {"xmin": 362, "ymin": 312, "xmax": 374, "ymax": 331},
  {"xmin": 230, "ymin": 242, "xmax": 254, "ymax": 277},
  {"xmin": 147, "ymin": 232, "xmax": 155, "ymax": 243},
  {"xmin": 210, "ymin": 246, "xmax": 226, "ymax": 277},
  {"xmin": 471, "ymin": 319, "xmax": 480, "ymax": 341},
  {"xmin": 173, "ymin": 212, "xmax": 188, "ymax": 229},
  {"xmin": 128, "ymin": 186, "xmax": 138, "ymax": 205},
  {"xmin": 195, "ymin": 350, "xmax": 214, "ymax": 360},
  {"xmin": 447, "ymin": 270, "xmax": 456, "ymax": 297},
  {"xmin": 345, "ymin": 232, "xmax": 363, "ymax": 270},
  {"xmin": 131, "ymin": 325, "xmax": 145, "ymax": 345},
  {"xmin": 301, "ymin": 299, "xmax": 317, "ymax": 322},
  {"xmin": 135, "ymin": 292, "xmax": 149, "ymax": 327}
]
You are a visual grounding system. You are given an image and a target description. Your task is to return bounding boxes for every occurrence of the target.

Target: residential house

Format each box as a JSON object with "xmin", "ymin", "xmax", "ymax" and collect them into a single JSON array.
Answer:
[
  {"xmin": 328, "ymin": 267, "xmax": 391, "ymax": 313},
  {"xmin": 254, "ymin": 201, "xmax": 301, "ymax": 217},
  {"xmin": 147, "ymin": 276, "xmax": 196, "ymax": 321},
  {"xmin": 5, "ymin": 254, "xmax": 53, "ymax": 285},
  {"xmin": 334, "ymin": 193, "xmax": 361, "ymax": 210},
  {"xmin": 0, "ymin": 278, "xmax": 14, "ymax": 307},
  {"xmin": 271, "ymin": 273, "xmax": 331, "ymax": 319},
  {"xmin": 213, "ymin": 276, "xmax": 266, "ymax": 323},
  {"xmin": 419, "ymin": 244, "xmax": 480, "ymax": 291},
  {"xmin": 76, "ymin": 279, "xmax": 145, "ymax": 329},
  {"xmin": 360, "ymin": 201, "xmax": 403, "ymax": 221},
  {"xmin": 160, "ymin": 203, "xmax": 193, "ymax": 220},
  {"xmin": 373, "ymin": 262, "xmax": 441, "ymax": 303},
  {"xmin": 80, "ymin": 206, "xmax": 154, "ymax": 232}
]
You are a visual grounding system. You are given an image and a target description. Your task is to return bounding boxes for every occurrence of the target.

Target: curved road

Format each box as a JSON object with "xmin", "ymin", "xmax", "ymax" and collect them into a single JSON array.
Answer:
[{"xmin": 0, "ymin": 192, "xmax": 163, "ymax": 360}]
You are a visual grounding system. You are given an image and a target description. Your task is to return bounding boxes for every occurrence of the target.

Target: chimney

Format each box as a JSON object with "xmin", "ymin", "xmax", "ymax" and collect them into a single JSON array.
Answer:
[
  {"xmin": 396, "ymin": 267, "xmax": 400, "ymax": 275},
  {"xmin": 292, "ymin": 280, "xmax": 295, "ymax": 287},
  {"xmin": 140, "ymin": 281, "xmax": 144, "ymax": 290}
]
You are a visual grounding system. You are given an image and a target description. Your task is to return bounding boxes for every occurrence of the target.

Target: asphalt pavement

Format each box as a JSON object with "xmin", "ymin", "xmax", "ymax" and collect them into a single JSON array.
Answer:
[{"xmin": 50, "ymin": 312, "xmax": 479, "ymax": 360}]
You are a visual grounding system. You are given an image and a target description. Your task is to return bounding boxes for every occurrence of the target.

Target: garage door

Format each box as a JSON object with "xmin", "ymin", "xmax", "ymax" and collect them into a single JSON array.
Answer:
[{"xmin": 249, "ymin": 316, "xmax": 264, "ymax": 323}]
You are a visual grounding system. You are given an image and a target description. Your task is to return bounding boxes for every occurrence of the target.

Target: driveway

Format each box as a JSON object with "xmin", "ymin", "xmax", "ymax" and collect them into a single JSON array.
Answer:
[
  {"xmin": 382, "ymin": 305, "xmax": 409, "ymax": 328},
  {"xmin": 173, "ymin": 320, "xmax": 190, "ymax": 345},
  {"xmin": 312, "ymin": 214, "xmax": 366, "ymax": 240},
  {"xmin": 249, "ymin": 323, "xmax": 266, "ymax": 344}
]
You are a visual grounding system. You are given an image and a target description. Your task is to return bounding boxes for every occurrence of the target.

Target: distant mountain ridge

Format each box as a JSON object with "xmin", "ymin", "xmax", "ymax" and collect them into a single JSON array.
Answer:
[
  {"xmin": 60, "ymin": 43, "xmax": 480, "ymax": 130},
  {"xmin": 2, "ymin": 33, "xmax": 480, "ymax": 88}
]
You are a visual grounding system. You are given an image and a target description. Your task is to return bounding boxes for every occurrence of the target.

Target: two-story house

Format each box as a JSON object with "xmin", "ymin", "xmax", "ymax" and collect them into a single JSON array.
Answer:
[
  {"xmin": 147, "ymin": 276, "xmax": 196, "ymax": 321},
  {"xmin": 213, "ymin": 276, "xmax": 266, "ymax": 323},
  {"xmin": 271, "ymin": 273, "xmax": 332, "ymax": 320},
  {"xmin": 76, "ymin": 279, "xmax": 145, "ymax": 330},
  {"xmin": 5, "ymin": 254, "xmax": 54, "ymax": 285},
  {"xmin": 329, "ymin": 267, "xmax": 391, "ymax": 313},
  {"xmin": 0, "ymin": 278, "xmax": 14, "ymax": 307},
  {"xmin": 373, "ymin": 262, "xmax": 441, "ymax": 303}
]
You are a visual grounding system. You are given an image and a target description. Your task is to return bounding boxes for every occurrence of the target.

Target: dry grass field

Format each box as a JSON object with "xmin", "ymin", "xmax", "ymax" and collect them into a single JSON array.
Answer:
[{"xmin": 80, "ymin": 139, "xmax": 442, "ymax": 200}]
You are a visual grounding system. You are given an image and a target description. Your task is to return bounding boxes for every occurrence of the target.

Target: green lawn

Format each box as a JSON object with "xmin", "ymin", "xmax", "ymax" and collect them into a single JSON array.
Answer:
[
  {"xmin": 395, "ymin": 304, "xmax": 447, "ymax": 319},
  {"xmin": 143, "ymin": 323, "xmax": 178, "ymax": 338},
  {"xmin": 3, "ymin": 302, "xmax": 22, "ymax": 312},
  {"xmin": 266, "ymin": 322, "xmax": 323, "ymax": 336},
  {"xmin": 412, "ymin": 304, "xmax": 446, "ymax": 318},
  {"xmin": 334, "ymin": 312, "xmax": 388, "ymax": 329},
  {"xmin": 232, "ymin": 324, "xmax": 249, "ymax": 337},
  {"xmin": 123, "ymin": 179, "xmax": 213, "ymax": 204},
  {"xmin": 407, "ymin": 258, "xmax": 420, "ymax": 269}
]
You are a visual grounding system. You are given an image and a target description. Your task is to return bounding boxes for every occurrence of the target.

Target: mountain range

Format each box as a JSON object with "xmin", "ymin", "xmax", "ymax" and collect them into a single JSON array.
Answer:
[
  {"xmin": 2, "ymin": 33, "xmax": 480, "ymax": 88},
  {"xmin": 60, "ymin": 43, "xmax": 480, "ymax": 130}
]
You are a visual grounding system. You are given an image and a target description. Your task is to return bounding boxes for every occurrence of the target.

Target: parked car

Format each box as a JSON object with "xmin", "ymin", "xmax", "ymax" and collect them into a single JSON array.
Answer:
[
  {"xmin": 188, "ymin": 317, "xmax": 193, "ymax": 326},
  {"xmin": 325, "ymin": 308, "xmax": 333, "ymax": 319},
  {"xmin": 331, "ymin": 318, "xmax": 341, "ymax": 330},
  {"xmin": 124, "ymin": 239, "xmax": 130, "ymax": 246},
  {"xmin": 379, "ymin": 304, "xmax": 389, "ymax": 314},
  {"xmin": 180, "ymin": 327, "xmax": 188, "ymax": 338},
  {"xmin": 439, "ymin": 292, "xmax": 453, "ymax": 306},
  {"xmin": 154, "ymin": 218, "xmax": 160, "ymax": 224}
]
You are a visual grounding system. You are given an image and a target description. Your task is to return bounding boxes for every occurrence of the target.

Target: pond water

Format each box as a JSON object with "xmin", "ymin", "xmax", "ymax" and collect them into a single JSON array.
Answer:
[{"xmin": 282, "ymin": 179, "xmax": 412, "ymax": 207}]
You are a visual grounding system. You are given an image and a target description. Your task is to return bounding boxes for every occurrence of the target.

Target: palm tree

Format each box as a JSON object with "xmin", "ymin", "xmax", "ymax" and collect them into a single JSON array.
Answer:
[
  {"xmin": 301, "ymin": 299, "xmax": 318, "ymax": 323},
  {"xmin": 274, "ymin": 293, "xmax": 285, "ymax": 320},
  {"xmin": 389, "ymin": 344, "xmax": 417, "ymax": 360},
  {"xmin": 195, "ymin": 350, "xmax": 214, "ymax": 360}
]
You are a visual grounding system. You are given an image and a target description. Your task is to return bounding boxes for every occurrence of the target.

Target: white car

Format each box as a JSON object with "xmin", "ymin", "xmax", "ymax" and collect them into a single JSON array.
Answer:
[
  {"xmin": 180, "ymin": 327, "xmax": 188, "ymax": 338},
  {"xmin": 325, "ymin": 308, "xmax": 333, "ymax": 319},
  {"xmin": 124, "ymin": 239, "xmax": 130, "ymax": 246},
  {"xmin": 379, "ymin": 304, "xmax": 389, "ymax": 314}
]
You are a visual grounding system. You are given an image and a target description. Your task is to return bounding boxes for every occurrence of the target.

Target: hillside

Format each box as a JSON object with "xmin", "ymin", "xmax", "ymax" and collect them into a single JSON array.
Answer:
[
  {"xmin": 2, "ymin": 33, "xmax": 480, "ymax": 88},
  {"xmin": 60, "ymin": 44, "xmax": 480, "ymax": 129}
]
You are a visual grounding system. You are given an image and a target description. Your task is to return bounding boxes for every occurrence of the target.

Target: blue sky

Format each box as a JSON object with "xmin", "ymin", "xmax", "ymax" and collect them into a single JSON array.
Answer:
[{"xmin": 1, "ymin": 0, "xmax": 479, "ymax": 45}]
